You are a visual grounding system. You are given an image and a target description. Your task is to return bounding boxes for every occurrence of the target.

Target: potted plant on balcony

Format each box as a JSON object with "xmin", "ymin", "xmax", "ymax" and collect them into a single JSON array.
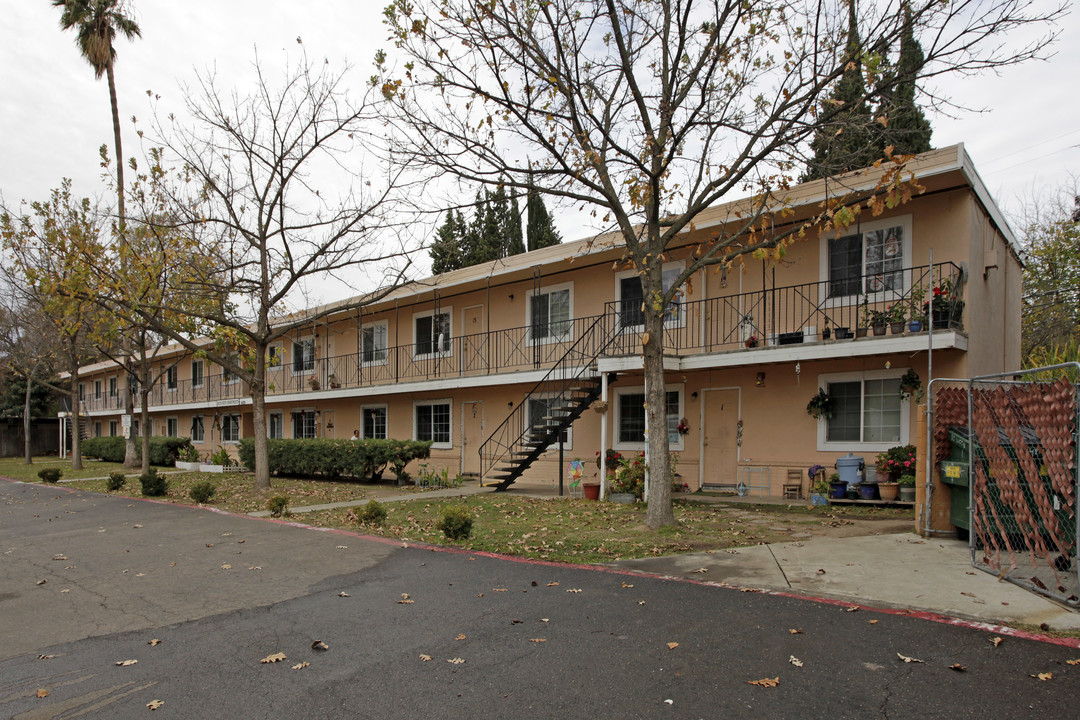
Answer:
[
  {"xmin": 898, "ymin": 474, "xmax": 917, "ymax": 502},
  {"xmin": 928, "ymin": 278, "xmax": 965, "ymax": 329},
  {"xmin": 887, "ymin": 303, "xmax": 906, "ymax": 334},
  {"xmin": 806, "ymin": 388, "xmax": 833, "ymax": 419},
  {"xmin": 820, "ymin": 318, "xmax": 831, "ymax": 340},
  {"xmin": 308, "ymin": 374, "xmax": 321, "ymax": 391},
  {"xmin": 906, "ymin": 286, "xmax": 926, "ymax": 332},
  {"xmin": 855, "ymin": 295, "xmax": 870, "ymax": 338},
  {"xmin": 868, "ymin": 307, "xmax": 888, "ymax": 336},
  {"xmin": 327, "ymin": 373, "xmax": 340, "ymax": 389}
]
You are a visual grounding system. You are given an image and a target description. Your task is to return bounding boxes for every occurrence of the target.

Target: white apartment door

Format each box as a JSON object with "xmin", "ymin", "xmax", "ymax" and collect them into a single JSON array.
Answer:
[
  {"xmin": 460, "ymin": 400, "xmax": 485, "ymax": 476},
  {"xmin": 701, "ymin": 389, "xmax": 738, "ymax": 487}
]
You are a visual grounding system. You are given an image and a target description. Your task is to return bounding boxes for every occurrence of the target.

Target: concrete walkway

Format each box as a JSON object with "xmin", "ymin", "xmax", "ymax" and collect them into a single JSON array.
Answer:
[{"xmin": 247, "ymin": 481, "xmax": 491, "ymax": 517}]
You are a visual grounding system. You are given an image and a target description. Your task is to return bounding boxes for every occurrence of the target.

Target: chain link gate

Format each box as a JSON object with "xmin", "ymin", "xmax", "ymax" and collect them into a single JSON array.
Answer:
[{"xmin": 961, "ymin": 365, "xmax": 1080, "ymax": 607}]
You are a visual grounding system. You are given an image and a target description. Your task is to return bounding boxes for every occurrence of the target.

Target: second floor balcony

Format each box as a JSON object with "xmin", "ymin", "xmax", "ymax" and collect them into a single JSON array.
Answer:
[{"xmin": 77, "ymin": 262, "xmax": 965, "ymax": 413}]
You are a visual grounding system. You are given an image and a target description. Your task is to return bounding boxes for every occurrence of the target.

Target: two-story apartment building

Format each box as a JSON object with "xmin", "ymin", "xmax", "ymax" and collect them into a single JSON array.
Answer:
[{"xmin": 73, "ymin": 144, "xmax": 1021, "ymax": 496}]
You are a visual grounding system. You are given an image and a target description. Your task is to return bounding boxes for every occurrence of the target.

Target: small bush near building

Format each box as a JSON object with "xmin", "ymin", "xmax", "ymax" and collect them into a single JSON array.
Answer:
[
  {"xmin": 106, "ymin": 472, "xmax": 127, "ymax": 492},
  {"xmin": 140, "ymin": 468, "xmax": 168, "ymax": 497},
  {"xmin": 178, "ymin": 445, "xmax": 201, "ymax": 463},
  {"xmin": 267, "ymin": 495, "xmax": 289, "ymax": 517},
  {"xmin": 437, "ymin": 504, "xmax": 473, "ymax": 540},
  {"xmin": 189, "ymin": 480, "xmax": 217, "ymax": 504},
  {"xmin": 37, "ymin": 468, "xmax": 62, "ymax": 483},
  {"xmin": 356, "ymin": 499, "xmax": 387, "ymax": 526}
]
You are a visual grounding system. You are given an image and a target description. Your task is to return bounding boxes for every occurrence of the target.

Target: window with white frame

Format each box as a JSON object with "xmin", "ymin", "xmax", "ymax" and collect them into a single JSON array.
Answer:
[
  {"xmin": 267, "ymin": 344, "xmax": 282, "ymax": 370},
  {"xmin": 415, "ymin": 401, "xmax": 451, "ymax": 447},
  {"xmin": 222, "ymin": 414, "xmax": 241, "ymax": 443},
  {"xmin": 414, "ymin": 310, "xmax": 452, "ymax": 356},
  {"xmin": 528, "ymin": 284, "xmax": 572, "ymax": 343},
  {"xmin": 822, "ymin": 215, "xmax": 911, "ymax": 300},
  {"xmin": 292, "ymin": 410, "xmax": 317, "ymax": 439},
  {"xmin": 166, "ymin": 417, "xmax": 178, "ymax": 437},
  {"xmin": 527, "ymin": 397, "xmax": 571, "ymax": 447},
  {"xmin": 615, "ymin": 264, "xmax": 685, "ymax": 329},
  {"xmin": 362, "ymin": 405, "xmax": 388, "ymax": 439},
  {"xmin": 191, "ymin": 415, "xmax": 205, "ymax": 443},
  {"xmin": 817, "ymin": 370, "xmax": 908, "ymax": 451},
  {"xmin": 166, "ymin": 365, "xmax": 178, "ymax": 391},
  {"xmin": 268, "ymin": 411, "xmax": 284, "ymax": 440},
  {"xmin": 614, "ymin": 386, "xmax": 684, "ymax": 450},
  {"xmin": 362, "ymin": 323, "xmax": 389, "ymax": 364},
  {"xmin": 292, "ymin": 338, "xmax": 316, "ymax": 374},
  {"xmin": 191, "ymin": 360, "xmax": 204, "ymax": 388}
]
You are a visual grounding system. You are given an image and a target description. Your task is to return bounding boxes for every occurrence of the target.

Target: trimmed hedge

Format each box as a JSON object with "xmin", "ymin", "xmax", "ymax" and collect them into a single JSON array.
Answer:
[
  {"xmin": 81, "ymin": 436, "xmax": 193, "ymax": 467},
  {"xmin": 237, "ymin": 437, "xmax": 432, "ymax": 480}
]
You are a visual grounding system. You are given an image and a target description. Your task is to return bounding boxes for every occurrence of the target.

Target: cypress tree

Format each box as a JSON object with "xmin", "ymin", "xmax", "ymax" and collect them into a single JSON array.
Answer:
[
  {"xmin": 430, "ymin": 212, "xmax": 463, "ymax": 274},
  {"xmin": 883, "ymin": 3, "xmax": 932, "ymax": 155},
  {"xmin": 526, "ymin": 184, "xmax": 562, "ymax": 251},
  {"xmin": 803, "ymin": 0, "xmax": 880, "ymax": 180},
  {"xmin": 504, "ymin": 187, "xmax": 526, "ymax": 257}
]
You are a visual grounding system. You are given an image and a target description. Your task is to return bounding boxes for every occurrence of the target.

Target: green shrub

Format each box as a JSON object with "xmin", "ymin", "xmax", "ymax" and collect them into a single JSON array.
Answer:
[
  {"xmin": 178, "ymin": 444, "xmax": 200, "ymax": 463},
  {"xmin": 106, "ymin": 472, "xmax": 127, "ymax": 492},
  {"xmin": 267, "ymin": 495, "xmax": 289, "ymax": 518},
  {"xmin": 189, "ymin": 480, "xmax": 217, "ymax": 504},
  {"xmin": 37, "ymin": 468, "xmax": 62, "ymax": 483},
  {"xmin": 81, "ymin": 436, "xmax": 192, "ymax": 466},
  {"xmin": 237, "ymin": 438, "xmax": 431, "ymax": 480},
  {"xmin": 209, "ymin": 446, "xmax": 232, "ymax": 466},
  {"xmin": 356, "ymin": 499, "xmax": 387, "ymax": 526},
  {"xmin": 437, "ymin": 504, "xmax": 473, "ymax": 540},
  {"xmin": 897, "ymin": 474, "xmax": 917, "ymax": 486},
  {"xmin": 140, "ymin": 468, "xmax": 168, "ymax": 497}
]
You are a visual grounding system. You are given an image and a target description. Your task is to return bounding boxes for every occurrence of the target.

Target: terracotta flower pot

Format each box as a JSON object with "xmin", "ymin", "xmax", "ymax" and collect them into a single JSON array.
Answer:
[
  {"xmin": 877, "ymin": 482, "xmax": 900, "ymax": 501},
  {"xmin": 583, "ymin": 483, "xmax": 600, "ymax": 500}
]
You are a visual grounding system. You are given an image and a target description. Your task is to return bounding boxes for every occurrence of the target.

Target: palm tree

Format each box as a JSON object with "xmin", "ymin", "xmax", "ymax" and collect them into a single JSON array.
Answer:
[{"xmin": 53, "ymin": 0, "xmax": 141, "ymax": 467}]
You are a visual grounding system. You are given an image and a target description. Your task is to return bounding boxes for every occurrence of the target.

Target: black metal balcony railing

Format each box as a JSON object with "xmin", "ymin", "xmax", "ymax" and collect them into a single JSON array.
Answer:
[{"xmin": 78, "ymin": 262, "xmax": 964, "ymax": 412}]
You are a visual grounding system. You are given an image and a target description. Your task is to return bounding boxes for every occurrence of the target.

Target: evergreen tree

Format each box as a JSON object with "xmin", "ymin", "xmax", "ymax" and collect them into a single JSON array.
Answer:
[
  {"xmin": 504, "ymin": 187, "xmax": 526, "ymax": 257},
  {"xmin": 803, "ymin": 0, "xmax": 880, "ymax": 180},
  {"xmin": 881, "ymin": 3, "xmax": 932, "ymax": 155},
  {"xmin": 526, "ymin": 184, "xmax": 562, "ymax": 251},
  {"xmin": 430, "ymin": 211, "xmax": 464, "ymax": 274}
]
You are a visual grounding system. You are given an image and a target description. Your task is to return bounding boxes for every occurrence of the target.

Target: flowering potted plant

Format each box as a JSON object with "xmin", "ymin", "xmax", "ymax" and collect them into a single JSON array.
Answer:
[
  {"xmin": 898, "ymin": 474, "xmax": 917, "ymax": 502},
  {"xmin": 608, "ymin": 452, "xmax": 644, "ymax": 502},
  {"xmin": 881, "ymin": 444, "xmax": 917, "ymax": 479},
  {"xmin": 925, "ymin": 278, "xmax": 964, "ymax": 329},
  {"xmin": 676, "ymin": 418, "xmax": 690, "ymax": 435},
  {"xmin": 308, "ymin": 374, "xmax": 321, "ymax": 391},
  {"xmin": 806, "ymin": 388, "xmax": 834, "ymax": 419},
  {"xmin": 744, "ymin": 334, "xmax": 758, "ymax": 349}
]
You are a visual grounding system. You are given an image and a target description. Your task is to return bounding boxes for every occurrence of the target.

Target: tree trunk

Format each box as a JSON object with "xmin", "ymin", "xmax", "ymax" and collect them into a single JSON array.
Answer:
[
  {"xmin": 140, "ymin": 385, "xmax": 151, "ymax": 474},
  {"xmin": 123, "ymin": 361, "xmax": 137, "ymax": 468},
  {"xmin": 643, "ymin": 290, "xmax": 674, "ymax": 529},
  {"xmin": 23, "ymin": 376, "xmax": 33, "ymax": 465},
  {"xmin": 250, "ymin": 383, "xmax": 271, "ymax": 491},
  {"xmin": 69, "ymin": 356, "xmax": 83, "ymax": 471}
]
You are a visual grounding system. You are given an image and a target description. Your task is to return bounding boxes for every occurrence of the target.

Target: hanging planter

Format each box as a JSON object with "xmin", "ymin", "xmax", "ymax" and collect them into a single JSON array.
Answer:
[
  {"xmin": 806, "ymin": 388, "xmax": 834, "ymax": 420},
  {"xmin": 899, "ymin": 368, "xmax": 924, "ymax": 403}
]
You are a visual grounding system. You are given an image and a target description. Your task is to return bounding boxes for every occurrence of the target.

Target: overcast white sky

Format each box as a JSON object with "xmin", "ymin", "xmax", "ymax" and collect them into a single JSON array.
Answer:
[{"xmin": 2, "ymin": 1, "xmax": 1077, "ymax": 302}]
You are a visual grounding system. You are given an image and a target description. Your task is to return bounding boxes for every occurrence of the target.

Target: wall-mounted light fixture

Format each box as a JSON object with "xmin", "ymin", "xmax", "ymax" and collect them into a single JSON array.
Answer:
[
  {"xmin": 690, "ymin": 391, "xmax": 698, "ymax": 400},
  {"xmin": 756, "ymin": 372, "xmax": 766, "ymax": 387}
]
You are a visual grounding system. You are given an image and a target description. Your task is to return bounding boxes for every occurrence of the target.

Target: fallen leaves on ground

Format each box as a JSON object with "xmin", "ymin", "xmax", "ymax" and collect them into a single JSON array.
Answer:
[
  {"xmin": 747, "ymin": 677, "xmax": 779, "ymax": 687},
  {"xmin": 1031, "ymin": 672, "xmax": 1053, "ymax": 681},
  {"xmin": 493, "ymin": 588, "xmax": 508, "ymax": 592},
  {"xmin": 456, "ymin": 633, "xmax": 466, "ymax": 641},
  {"xmin": 789, "ymin": 656, "xmax": 803, "ymax": 668},
  {"xmin": 292, "ymin": 662, "xmax": 310, "ymax": 670},
  {"xmin": 1066, "ymin": 659, "xmax": 1080, "ymax": 666},
  {"xmin": 546, "ymin": 582, "xmax": 559, "ymax": 587},
  {"xmin": 115, "ymin": 659, "xmax": 138, "ymax": 667},
  {"xmin": 897, "ymin": 653, "xmax": 924, "ymax": 664},
  {"xmin": 311, "ymin": 640, "xmax": 328, "ymax": 651},
  {"xmin": 419, "ymin": 654, "xmax": 432, "ymax": 662},
  {"xmin": 567, "ymin": 588, "xmax": 582, "ymax": 593},
  {"xmin": 666, "ymin": 642, "xmax": 679, "ymax": 650},
  {"xmin": 844, "ymin": 606, "xmax": 859, "ymax": 612},
  {"xmin": 148, "ymin": 639, "xmax": 161, "ymax": 646},
  {"xmin": 36, "ymin": 689, "xmax": 49, "ymax": 698},
  {"xmin": 690, "ymin": 567, "xmax": 708, "ymax": 574},
  {"xmin": 147, "ymin": 700, "xmax": 164, "ymax": 710},
  {"xmin": 447, "ymin": 658, "xmax": 465, "ymax": 664},
  {"xmin": 949, "ymin": 664, "xmax": 967, "ymax": 672},
  {"xmin": 37, "ymin": 654, "xmax": 55, "ymax": 660},
  {"xmin": 789, "ymin": 629, "xmax": 803, "ymax": 635},
  {"xmin": 220, "ymin": 564, "xmax": 231, "ymax": 570},
  {"xmin": 398, "ymin": 593, "xmax": 414, "ymax": 604},
  {"xmin": 621, "ymin": 582, "xmax": 634, "ymax": 588},
  {"xmin": 638, "ymin": 600, "xmax": 646, "ymax": 605},
  {"xmin": 868, "ymin": 620, "xmax": 879, "ymax": 625},
  {"xmin": 990, "ymin": 637, "xmax": 1004, "ymax": 647},
  {"xmin": 530, "ymin": 638, "xmax": 547, "ymax": 643},
  {"xmin": 260, "ymin": 652, "xmax": 287, "ymax": 664}
]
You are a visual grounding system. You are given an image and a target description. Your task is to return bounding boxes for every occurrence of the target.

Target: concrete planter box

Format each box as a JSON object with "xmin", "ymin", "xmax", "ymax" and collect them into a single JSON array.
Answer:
[
  {"xmin": 609, "ymin": 492, "xmax": 636, "ymax": 504},
  {"xmin": 175, "ymin": 461, "xmax": 201, "ymax": 471},
  {"xmin": 199, "ymin": 463, "xmax": 225, "ymax": 473}
]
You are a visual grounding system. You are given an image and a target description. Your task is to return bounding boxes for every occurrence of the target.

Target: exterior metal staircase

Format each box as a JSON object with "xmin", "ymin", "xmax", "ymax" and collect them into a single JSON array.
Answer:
[{"xmin": 479, "ymin": 314, "xmax": 619, "ymax": 491}]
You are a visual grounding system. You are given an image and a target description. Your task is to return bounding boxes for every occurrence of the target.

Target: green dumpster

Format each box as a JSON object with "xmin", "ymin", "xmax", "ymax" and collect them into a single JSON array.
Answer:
[{"xmin": 938, "ymin": 426, "xmax": 972, "ymax": 535}]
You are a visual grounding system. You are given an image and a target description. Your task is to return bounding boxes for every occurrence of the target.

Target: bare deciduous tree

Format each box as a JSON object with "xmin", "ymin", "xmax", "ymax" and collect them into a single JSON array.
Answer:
[{"xmin": 382, "ymin": 0, "xmax": 1064, "ymax": 527}]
